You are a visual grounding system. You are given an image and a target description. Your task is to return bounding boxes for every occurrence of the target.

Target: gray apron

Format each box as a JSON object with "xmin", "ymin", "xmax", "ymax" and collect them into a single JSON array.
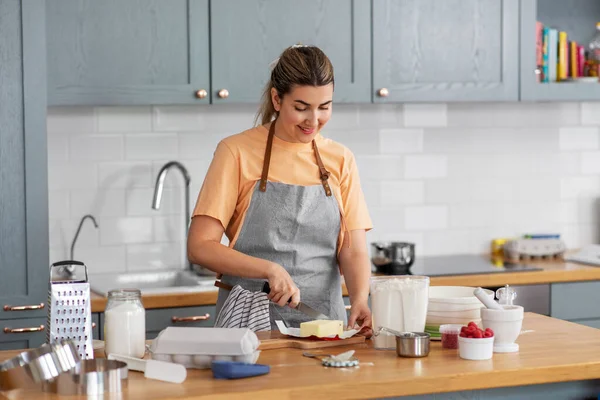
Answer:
[{"xmin": 215, "ymin": 122, "xmax": 347, "ymax": 329}]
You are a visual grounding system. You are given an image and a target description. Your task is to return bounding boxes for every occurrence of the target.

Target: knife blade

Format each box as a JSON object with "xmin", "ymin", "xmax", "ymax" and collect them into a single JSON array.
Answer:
[{"xmin": 261, "ymin": 282, "xmax": 330, "ymax": 320}]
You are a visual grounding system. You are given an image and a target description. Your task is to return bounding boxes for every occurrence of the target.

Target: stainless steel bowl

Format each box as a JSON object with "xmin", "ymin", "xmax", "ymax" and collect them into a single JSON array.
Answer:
[
  {"xmin": 371, "ymin": 242, "xmax": 416, "ymax": 274},
  {"xmin": 42, "ymin": 359, "xmax": 128, "ymax": 396},
  {"xmin": 395, "ymin": 332, "xmax": 430, "ymax": 358},
  {"xmin": 0, "ymin": 339, "xmax": 80, "ymax": 391}
]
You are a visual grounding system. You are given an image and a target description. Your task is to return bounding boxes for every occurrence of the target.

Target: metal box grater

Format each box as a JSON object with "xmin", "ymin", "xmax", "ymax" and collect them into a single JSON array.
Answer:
[{"xmin": 47, "ymin": 260, "xmax": 94, "ymax": 360}]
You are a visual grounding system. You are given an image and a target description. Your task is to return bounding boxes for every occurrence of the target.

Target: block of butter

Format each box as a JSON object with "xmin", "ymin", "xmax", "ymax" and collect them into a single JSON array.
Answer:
[{"xmin": 299, "ymin": 320, "xmax": 343, "ymax": 338}]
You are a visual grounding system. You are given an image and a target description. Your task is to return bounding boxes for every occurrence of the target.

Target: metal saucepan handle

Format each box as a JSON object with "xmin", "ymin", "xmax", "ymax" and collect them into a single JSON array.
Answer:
[
  {"xmin": 4, "ymin": 325, "xmax": 45, "ymax": 334},
  {"xmin": 3, "ymin": 303, "xmax": 45, "ymax": 311},
  {"xmin": 171, "ymin": 314, "xmax": 211, "ymax": 323}
]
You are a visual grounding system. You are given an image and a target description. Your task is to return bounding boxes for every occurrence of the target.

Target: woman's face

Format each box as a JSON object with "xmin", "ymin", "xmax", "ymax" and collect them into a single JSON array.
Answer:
[{"xmin": 271, "ymin": 84, "xmax": 333, "ymax": 144}]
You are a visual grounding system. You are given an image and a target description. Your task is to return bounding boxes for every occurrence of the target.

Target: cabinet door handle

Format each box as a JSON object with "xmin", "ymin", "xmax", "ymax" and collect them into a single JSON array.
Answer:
[
  {"xmin": 377, "ymin": 88, "xmax": 389, "ymax": 97},
  {"xmin": 92, "ymin": 322, "xmax": 96, "ymax": 329},
  {"xmin": 345, "ymin": 305, "xmax": 352, "ymax": 310},
  {"xmin": 217, "ymin": 89, "xmax": 229, "ymax": 99},
  {"xmin": 195, "ymin": 89, "xmax": 208, "ymax": 99},
  {"xmin": 172, "ymin": 314, "xmax": 211, "ymax": 323},
  {"xmin": 3, "ymin": 303, "xmax": 45, "ymax": 311},
  {"xmin": 3, "ymin": 325, "xmax": 45, "ymax": 334}
]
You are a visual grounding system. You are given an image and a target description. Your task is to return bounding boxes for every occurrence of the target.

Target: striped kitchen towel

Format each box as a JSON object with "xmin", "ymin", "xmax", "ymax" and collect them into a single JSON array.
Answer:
[{"xmin": 214, "ymin": 284, "xmax": 271, "ymax": 332}]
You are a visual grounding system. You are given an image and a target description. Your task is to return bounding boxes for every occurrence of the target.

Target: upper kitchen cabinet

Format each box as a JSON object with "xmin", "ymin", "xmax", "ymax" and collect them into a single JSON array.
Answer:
[
  {"xmin": 520, "ymin": 0, "xmax": 600, "ymax": 101},
  {"xmin": 0, "ymin": 0, "xmax": 49, "ymax": 322},
  {"xmin": 46, "ymin": 0, "xmax": 210, "ymax": 106},
  {"xmin": 210, "ymin": 0, "xmax": 371, "ymax": 104},
  {"xmin": 372, "ymin": 0, "xmax": 520, "ymax": 103}
]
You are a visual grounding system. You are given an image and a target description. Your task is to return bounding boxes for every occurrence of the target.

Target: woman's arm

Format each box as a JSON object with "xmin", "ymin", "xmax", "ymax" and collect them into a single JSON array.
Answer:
[
  {"xmin": 187, "ymin": 215, "xmax": 300, "ymax": 307},
  {"xmin": 338, "ymin": 229, "xmax": 372, "ymax": 333}
]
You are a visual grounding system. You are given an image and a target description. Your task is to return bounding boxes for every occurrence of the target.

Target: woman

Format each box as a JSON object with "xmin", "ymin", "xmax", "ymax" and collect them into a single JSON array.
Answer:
[{"xmin": 187, "ymin": 45, "xmax": 373, "ymax": 335}]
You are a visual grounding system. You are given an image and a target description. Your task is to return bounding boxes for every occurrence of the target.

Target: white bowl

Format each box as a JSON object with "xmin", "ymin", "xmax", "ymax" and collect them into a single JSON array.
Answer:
[
  {"xmin": 427, "ymin": 301, "xmax": 484, "ymax": 312},
  {"xmin": 426, "ymin": 314, "xmax": 481, "ymax": 325},
  {"xmin": 458, "ymin": 336, "xmax": 494, "ymax": 360},
  {"xmin": 481, "ymin": 305, "xmax": 524, "ymax": 353},
  {"xmin": 429, "ymin": 286, "xmax": 494, "ymax": 304},
  {"xmin": 427, "ymin": 308, "xmax": 482, "ymax": 319}
]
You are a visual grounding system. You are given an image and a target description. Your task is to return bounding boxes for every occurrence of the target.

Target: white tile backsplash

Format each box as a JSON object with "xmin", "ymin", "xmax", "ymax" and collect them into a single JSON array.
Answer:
[
  {"xmin": 379, "ymin": 129, "xmax": 423, "ymax": 154},
  {"xmin": 404, "ymin": 155, "xmax": 447, "ymax": 179},
  {"xmin": 404, "ymin": 104, "xmax": 447, "ymax": 127},
  {"xmin": 96, "ymin": 106, "xmax": 152, "ymax": 132},
  {"xmin": 582, "ymin": 102, "xmax": 600, "ymax": 126},
  {"xmin": 559, "ymin": 127, "xmax": 599, "ymax": 151},
  {"xmin": 48, "ymin": 102, "xmax": 600, "ymax": 270}
]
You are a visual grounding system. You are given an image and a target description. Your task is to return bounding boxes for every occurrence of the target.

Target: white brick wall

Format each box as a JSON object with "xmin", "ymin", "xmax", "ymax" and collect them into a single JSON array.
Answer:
[{"xmin": 47, "ymin": 102, "xmax": 600, "ymax": 273}]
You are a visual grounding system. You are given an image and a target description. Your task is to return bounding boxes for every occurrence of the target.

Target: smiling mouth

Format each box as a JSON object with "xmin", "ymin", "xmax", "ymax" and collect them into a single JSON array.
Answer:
[{"xmin": 298, "ymin": 126, "xmax": 316, "ymax": 135}]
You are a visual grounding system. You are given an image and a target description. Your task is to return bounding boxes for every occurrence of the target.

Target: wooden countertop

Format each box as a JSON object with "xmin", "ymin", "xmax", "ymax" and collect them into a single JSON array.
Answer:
[
  {"xmin": 2, "ymin": 313, "xmax": 600, "ymax": 399},
  {"xmin": 91, "ymin": 257, "xmax": 600, "ymax": 312}
]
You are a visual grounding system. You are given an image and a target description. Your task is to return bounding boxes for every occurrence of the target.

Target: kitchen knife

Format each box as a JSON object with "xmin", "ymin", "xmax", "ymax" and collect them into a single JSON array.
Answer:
[{"xmin": 261, "ymin": 282, "xmax": 330, "ymax": 320}]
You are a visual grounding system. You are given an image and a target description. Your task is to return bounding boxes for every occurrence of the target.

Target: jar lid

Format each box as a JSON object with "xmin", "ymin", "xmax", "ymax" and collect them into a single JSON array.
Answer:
[{"xmin": 107, "ymin": 288, "xmax": 141, "ymax": 299}]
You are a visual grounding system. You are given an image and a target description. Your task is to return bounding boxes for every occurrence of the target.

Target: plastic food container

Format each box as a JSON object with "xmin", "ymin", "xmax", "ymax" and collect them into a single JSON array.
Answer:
[
  {"xmin": 147, "ymin": 327, "xmax": 261, "ymax": 369},
  {"xmin": 458, "ymin": 336, "xmax": 494, "ymax": 360},
  {"xmin": 439, "ymin": 324, "xmax": 462, "ymax": 349}
]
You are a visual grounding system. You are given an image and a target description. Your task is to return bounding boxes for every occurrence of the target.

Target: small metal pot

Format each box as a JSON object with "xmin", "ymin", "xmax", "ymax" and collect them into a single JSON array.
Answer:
[
  {"xmin": 376, "ymin": 327, "xmax": 430, "ymax": 358},
  {"xmin": 371, "ymin": 242, "xmax": 416, "ymax": 275}
]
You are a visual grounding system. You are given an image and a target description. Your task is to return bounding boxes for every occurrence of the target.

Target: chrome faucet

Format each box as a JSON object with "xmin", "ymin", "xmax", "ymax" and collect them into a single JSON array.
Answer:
[
  {"xmin": 152, "ymin": 161, "xmax": 192, "ymax": 271},
  {"xmin": 71, "ymin": 214, "xmax": 99, "ymax": 261}
]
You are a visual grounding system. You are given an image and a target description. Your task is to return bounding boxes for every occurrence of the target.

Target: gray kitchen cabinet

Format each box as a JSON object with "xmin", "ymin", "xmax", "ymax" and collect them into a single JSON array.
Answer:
[
  {"xmin": 0, "ymin": 0, "xmax": 50, "ymax": 329},
  {"xmin": 210, "ymin": 0, "xmax": 371, "ymax": 104},
  {"xmin": 372, "ymin": 0, "xmax": 520, "ymax": 103},
  {"xmin": 100, "ymin": 305, "xmax": 216, "ymax": 340},
  {"xmin": 0, "ymin": 318, "xmax": 48, "ymax": 351},
  {"xmin": 550, "ymin": 281, "xmax": 600, "ymax": 321},
  {"xmin": 520, "ymin": 0, "xmax": 600, "ymax": 101},
  {"xmin": 46, "ymin": 0, "xmax": 210, "ymax": 106}
]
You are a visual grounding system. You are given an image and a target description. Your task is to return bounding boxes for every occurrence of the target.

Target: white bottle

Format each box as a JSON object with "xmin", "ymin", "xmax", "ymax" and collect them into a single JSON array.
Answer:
[{"xmin": 104, "ymin": 289, "xmax": 146, "ymax": 358}]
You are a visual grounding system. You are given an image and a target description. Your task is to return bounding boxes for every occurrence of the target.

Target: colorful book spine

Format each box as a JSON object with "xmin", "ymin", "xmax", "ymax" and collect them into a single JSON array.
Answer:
[
  {"xmin": 558, "ymin": 31, "xmax": 568, "ymax": 81},
  {"xmin": 548, "ymin": 28, "xmax": 558, "ymax": 82},
  {"xmin": 571, "ymin": 41, "xmax": 578, "ymax": 78},
  {"xmin": 542, "ymin": 27, "xmax": 550, "ymax": 82},
  {"xmin": 536, "ymin": 22, "xmax": 544, "ymax": 82}
]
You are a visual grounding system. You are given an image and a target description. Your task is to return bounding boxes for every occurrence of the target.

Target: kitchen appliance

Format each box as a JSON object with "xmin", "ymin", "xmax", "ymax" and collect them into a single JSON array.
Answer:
[
  {"xmin": 47, "ymin": 260, "xmax": 94, "ymax": 360},
  {"xmin": 370, "ymin": 242, "xmax": 415, "ymax": 274}
]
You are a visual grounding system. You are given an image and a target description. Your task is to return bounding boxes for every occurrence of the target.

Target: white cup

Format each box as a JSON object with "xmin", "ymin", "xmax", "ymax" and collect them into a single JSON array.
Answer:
[{"xmin": 481, "ymin": 304, "xmax": 524, "ymax": 353}]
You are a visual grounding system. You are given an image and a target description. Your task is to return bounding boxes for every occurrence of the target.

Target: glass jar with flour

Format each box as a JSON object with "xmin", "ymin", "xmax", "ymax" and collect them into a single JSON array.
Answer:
[
  {"xmin": 104, "ymin": 289, "xmax": 146, "ymax": 358},
  {"xmin": 371, "ymin": 276, "xmax": 430, "ymax": 350}
]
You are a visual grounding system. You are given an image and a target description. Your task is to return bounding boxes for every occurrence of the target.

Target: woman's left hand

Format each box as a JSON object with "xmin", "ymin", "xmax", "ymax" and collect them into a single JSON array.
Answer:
[{"xmin": 347, "ymin": 301, "xmax": 373, "ymax": 338}]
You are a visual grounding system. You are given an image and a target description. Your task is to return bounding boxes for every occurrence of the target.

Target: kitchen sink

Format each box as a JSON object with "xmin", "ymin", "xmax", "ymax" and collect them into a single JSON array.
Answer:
[{"xmin": 89, "ymin": 270, "xmax": 218, "ymax": 296}]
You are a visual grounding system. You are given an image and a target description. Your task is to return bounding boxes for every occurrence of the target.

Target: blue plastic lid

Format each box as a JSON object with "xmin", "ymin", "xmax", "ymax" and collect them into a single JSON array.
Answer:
[{"xmin": 211, "ymin": 361, "xmax": 270, "ymax": 380}]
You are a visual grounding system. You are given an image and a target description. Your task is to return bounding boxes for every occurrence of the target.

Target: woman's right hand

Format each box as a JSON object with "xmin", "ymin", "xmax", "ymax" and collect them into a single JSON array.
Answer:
[{"xmin": 266, "ymin": 263, "xmax": 300, "ymax": 308}]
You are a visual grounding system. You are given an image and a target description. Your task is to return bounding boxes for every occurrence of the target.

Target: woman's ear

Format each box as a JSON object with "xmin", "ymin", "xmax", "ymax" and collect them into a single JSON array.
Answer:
[{"xmin": 270, "ymin": 87, "xmax": 281, "ymax": 112}]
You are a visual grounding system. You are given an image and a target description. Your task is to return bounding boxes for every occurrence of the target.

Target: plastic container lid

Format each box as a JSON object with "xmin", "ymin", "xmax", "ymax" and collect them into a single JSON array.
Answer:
[{"xmin": 439, "ymin": 324, "xmax": 462, "ymax": 335}]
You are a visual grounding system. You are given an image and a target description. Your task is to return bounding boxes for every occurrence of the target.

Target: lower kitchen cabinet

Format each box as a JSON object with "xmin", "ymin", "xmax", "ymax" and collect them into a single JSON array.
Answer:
[
  {"xmin": 143, "ymin": 305, "xmax": 216, "ymax": 340},
  {"xmin": 0, "ymin": 318, "xmax": 47, "ymax": 351},
  {"xmin": 550, "ymin": 281, "xmax": 600, "ymax": 321},
  {"xmin": 569, "ymin": 318, "xmax": 600, "ymax": 329},
  {"xmin": 92, "ymin": 313, "xmax": 100, "ymax": 340}
]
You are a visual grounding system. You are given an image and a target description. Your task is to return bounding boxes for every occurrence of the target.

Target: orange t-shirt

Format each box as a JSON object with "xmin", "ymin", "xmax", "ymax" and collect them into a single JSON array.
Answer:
[{"xmin": 192, "ymin": 125, "xmax": 372, "ymax": 254}]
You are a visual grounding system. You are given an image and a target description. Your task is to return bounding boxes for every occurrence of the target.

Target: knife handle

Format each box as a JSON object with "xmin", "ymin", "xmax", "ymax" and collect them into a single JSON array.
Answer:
[{"xmin": 261, "ymin": 282, "xmax": 292, "ymax": 303}]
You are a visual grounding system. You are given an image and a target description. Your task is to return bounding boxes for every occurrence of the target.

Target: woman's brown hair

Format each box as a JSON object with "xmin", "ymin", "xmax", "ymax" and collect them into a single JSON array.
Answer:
[{"xmin": 255, "ymin": 45, "xmax": 334, "ymax": 126}]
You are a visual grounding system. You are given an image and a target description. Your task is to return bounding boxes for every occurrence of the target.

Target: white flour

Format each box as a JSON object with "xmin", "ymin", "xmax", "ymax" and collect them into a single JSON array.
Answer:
[
  {"xmin": 371, "ymin": 277, "xmax": 429, "ymax": 349},
  {"xmin": 104, "ymin": 302, "xmax": 146, "ymax": 358}
]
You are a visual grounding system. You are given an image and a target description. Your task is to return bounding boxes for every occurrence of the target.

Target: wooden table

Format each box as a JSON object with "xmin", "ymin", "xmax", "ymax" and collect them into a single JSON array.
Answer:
[
  {"xmin": 91, "ymin": 257, "xmax": 600, "ymax": 312},
  {"xmin": 2, "ymin": 313, "xmax": 600, "ymax": 399}
]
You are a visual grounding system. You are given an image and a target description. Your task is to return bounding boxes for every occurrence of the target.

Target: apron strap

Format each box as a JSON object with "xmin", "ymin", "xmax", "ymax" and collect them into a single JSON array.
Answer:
[
  {"xmin": 259, "ymin": 120, "xmax": 332, "ymax": 196},
  {"xmin": 312, "ymin": 140, "xmax": 332, "ymax": 197},
  {"xmin": 259, "ymin": 122, "xmax": 276, "ymax": 192}
]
